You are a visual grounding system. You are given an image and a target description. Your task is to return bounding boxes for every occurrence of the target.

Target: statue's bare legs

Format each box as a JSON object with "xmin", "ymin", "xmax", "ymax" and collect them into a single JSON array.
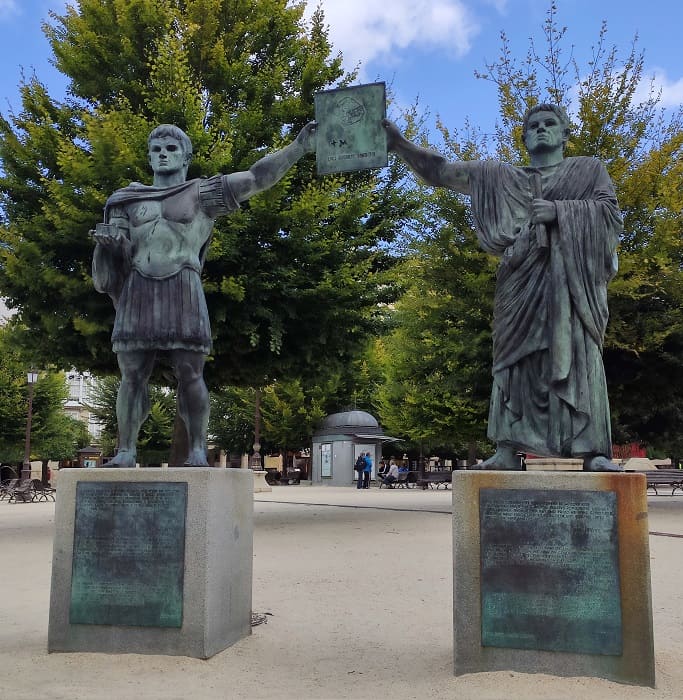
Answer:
[
  {"xmin": 106, "ymin": 349, "xmax": 208, "ymax": 467},
  {"xmin": 171, "ymin": 349, "xmax": 209, "ymax": 466},
  {"xmin": 108, "ymin": 350, "xmax": 156, "ymax": 468}
]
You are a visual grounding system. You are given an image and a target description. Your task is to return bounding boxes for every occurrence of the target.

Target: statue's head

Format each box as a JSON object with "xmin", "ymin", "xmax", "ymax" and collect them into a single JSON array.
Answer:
[
  {"xmin": 522, "ymin": 103, "xmax": 570, "ymax": 152},
  {"xmin": 147, "ymin": 125, "xmax": 193, "ymax": 174}
]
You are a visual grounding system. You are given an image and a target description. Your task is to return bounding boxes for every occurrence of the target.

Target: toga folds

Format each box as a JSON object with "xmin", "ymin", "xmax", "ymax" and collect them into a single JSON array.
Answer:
[{"xmin": 466, "ymin": 157, "xmax": 622, "ymax": 457}]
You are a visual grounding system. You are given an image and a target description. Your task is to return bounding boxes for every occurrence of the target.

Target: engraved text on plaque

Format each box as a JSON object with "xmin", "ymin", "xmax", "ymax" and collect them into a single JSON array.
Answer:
[
  {"xmin": 70, "ymin": 481, "xmax": 187, "ymax": 627},
  {"xmin": 479, "ymin": 488, "xmax": 622, "ymax": 655}
]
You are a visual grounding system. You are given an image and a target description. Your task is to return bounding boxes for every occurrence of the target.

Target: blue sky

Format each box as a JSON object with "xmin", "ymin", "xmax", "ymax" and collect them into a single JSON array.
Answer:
[{"xmin": 1, "ymin": 0, "xmax": 682, "ymax": 141}]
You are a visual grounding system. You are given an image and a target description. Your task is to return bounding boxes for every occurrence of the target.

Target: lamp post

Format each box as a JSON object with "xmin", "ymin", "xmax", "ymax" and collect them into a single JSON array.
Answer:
[
  {"xmin": 248, "ymin": 388, "xmax": 271, "ymax": 493},
  {"xmin": 22, "ymin": 370, "xmax": 39, "ymax": 481},
  {"xmin": 250, "ymin": 388, "xmax": 262, "ymax": 470}
]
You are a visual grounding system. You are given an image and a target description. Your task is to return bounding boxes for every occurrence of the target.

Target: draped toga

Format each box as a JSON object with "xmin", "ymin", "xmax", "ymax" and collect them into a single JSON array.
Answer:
[{"xmin": 466, "ymin": 157, "xmax": 621, "ymax": 457}]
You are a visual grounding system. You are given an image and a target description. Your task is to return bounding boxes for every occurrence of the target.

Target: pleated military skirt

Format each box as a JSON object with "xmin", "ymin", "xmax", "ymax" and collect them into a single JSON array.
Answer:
[{"xmin": 112, "ymin": 268, "xmax": 211, "ymax": 354}]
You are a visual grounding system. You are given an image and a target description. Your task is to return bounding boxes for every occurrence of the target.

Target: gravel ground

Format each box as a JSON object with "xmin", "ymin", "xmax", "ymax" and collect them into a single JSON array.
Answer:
[{"xmin": 0, "ymin": 484, "xmax": 681, "ymax": 700}]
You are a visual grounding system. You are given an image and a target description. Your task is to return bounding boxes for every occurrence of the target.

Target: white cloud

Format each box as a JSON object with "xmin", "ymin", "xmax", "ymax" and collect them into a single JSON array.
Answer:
[
  {"xmin": 0, "ymin": 0, "xmax": 18, "ymax": 20},
  {"xmin": 482, "ymin": 0, "xmax": 507, "ymax": 12},
  {"xmin": 304, "ymin": 0, "xmax": 480, "ymax": 76},
  {"xmin": 637, "ymin": 68, "xmax": 683, "ymax": 109}
]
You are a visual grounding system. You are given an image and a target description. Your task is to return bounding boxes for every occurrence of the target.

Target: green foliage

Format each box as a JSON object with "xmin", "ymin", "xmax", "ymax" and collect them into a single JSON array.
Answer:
[
  {"xmin": 210, "ymin": 376, "xmax": 349, "ymax": 456},
  {"xmin": 0, "ymin": 1, "xmax": 418, "ymax": 391},
  {"xmin": 375, "ymin": 195, "xmax": 496, "ymax": 455},
  {"xmin": 83, "ymin": 374, "xmax": 119, "ymax": 456},
  {"xmin": 260, "ymin": 379, "xmax": 327, "ymax": 452},
  {"xmin": 0, "ymin": 325, "xmax": 88, "ymax": 462},
  {"xmin": 138, "ymin": 391, "xmax": 175, "ymax": 453},
  {"xmin": 208, "ymin": 385, "xmax": 256, "ymax": 455},
  {"xmin": 31, "ymin": 371, "xmax": 90, "ymax": 459},
  {"xmin": 0, "ymin": 328, "xmax": 34, "ymax": 460}
]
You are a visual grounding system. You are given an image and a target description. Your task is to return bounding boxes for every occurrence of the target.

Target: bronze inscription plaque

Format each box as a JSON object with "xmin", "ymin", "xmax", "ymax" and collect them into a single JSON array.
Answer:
[
  {"xmin": 314, "ymin": 82, "xmax": 387, "ymax": 175},
  {"xmin": 70, "ymin": 481, "xmax": 187, "ymax": 627},
  {"xmin": 479, "ymin": 488, "xmax": 622, "ymax": 655}
]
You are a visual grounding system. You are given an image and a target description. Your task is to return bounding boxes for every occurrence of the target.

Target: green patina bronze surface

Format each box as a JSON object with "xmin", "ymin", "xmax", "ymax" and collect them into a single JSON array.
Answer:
[
  {"xmin": 70, "ymin": 482, "xmax": 187, "ymax": 627},
  {"xmin": 91, "ymin": 122, "xmax": 316, "ymax": 468},
  {"xmin": 382, "ymin": 105, "xmax": 623, "ymax": 473},
  {"xmin": 479, "ymin": 488, "xmax": 622, "ymax": 655},
  {"xmin": 314, "ymin": 82, "xmax": 387, "ymax": 175}
]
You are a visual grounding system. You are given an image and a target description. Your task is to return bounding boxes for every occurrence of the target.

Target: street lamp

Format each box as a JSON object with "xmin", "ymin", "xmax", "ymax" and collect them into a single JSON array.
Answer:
[
  {"xmin": 250, "ymin": 388, "xmax": 263, "ymax": 470},
  {"xmin": 22, "ymin": 370, "xmax": 39, "ymax": 481}
]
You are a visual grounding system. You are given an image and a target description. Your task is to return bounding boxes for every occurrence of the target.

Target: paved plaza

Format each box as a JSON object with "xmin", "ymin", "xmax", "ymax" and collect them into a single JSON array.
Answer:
[{"xmin": 1, "ymin": 484, "xmax": 682, "ymax": 699}]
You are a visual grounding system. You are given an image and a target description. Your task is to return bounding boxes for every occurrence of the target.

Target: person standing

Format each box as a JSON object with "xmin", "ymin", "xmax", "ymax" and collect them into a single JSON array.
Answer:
[
  {"xmin": 383, "ymin": 105, "xmax": 621, "ymax": 472},
  {"xmin": 355, "ymin": 452, "xmax": 367, "ymax": 489},
  {"xmin": 362, "ymin": 451, "xmax": 373, "ymax": 488}
]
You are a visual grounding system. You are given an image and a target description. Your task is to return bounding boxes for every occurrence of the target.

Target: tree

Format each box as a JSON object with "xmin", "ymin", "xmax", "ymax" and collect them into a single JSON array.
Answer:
[
  {"xmin": 260, "ymin": 378, "xmax": 327, "ymax": 454},
  {"xmin": 375, "ymin": 201, "xmax": 496, "ymax": 461},
  {"xmin": 0, "ymin": 0, "xmax": 418, "ymax": 395},
  {"xmin": 0, "ymin": 329, "xmax": 30, "ymax": 460},
  {"xmin": 371, "ymin": 108, "xmax": 495, "ymax": 460},
  {"xmin": 31, "ymin": 371, "xmax": 90, "ymax": 462},
  {"xmin": 208, "ymin": 386, "xmax": 256, "ymax": 456},
  {"xmin": 0, "ymin": 325, "xmax": 88, "ymax": 464},
  {"xmin": 209, "ymin": 371, "xmax": 374, "ymax": 460}
]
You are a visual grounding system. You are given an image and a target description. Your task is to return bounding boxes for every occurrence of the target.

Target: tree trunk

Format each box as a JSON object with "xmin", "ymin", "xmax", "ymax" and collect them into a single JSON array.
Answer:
[
  {"xmin": 169, "ymin": 412, "xmax": 189, "ymax": 467},
  {"xmin": 467, "ymin": 442, "xmax": 477, "ymax": 467}
]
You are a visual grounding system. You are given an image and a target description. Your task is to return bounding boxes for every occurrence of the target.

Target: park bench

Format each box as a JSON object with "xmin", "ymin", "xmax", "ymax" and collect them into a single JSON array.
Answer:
[
  {"xmin": 378, "ymin": 472, "xmax": 411, "ymax": 489},
  {"xmin": 416, "ymin": 471, "xmax": 452, "ymax": 490},
  {"xmin": 635, "ymin": 469, "xmax": 683, "ymax": 496},
  {"xmin": 31, "ymin": 479, "xmax": 56, "ymax": 502},
  {"xmin": 7, "ymin": 479, "xmax": 34, "ymax": 503},
  {"xmin": 0, "ymin": 478, "xmax": 19, "ymax": 501}
]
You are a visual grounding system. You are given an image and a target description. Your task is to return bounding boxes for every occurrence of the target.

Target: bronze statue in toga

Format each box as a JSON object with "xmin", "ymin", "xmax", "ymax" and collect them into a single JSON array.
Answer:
[{"xmin": 383, "ymin": 105, "xmax": 622, "ymax": 471}]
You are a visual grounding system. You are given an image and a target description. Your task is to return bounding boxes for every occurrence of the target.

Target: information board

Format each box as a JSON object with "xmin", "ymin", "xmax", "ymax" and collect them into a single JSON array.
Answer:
[
  {"xmin": 479, "ymin": 488, "xmax": 622, "ymax": 655},
  {"xmin": 70, "ymin": 481, "xmax": 187, "ymax": 627},
  {"xmin": 314, "ymin": 82, "xmax": 387, "ymax": 175}
]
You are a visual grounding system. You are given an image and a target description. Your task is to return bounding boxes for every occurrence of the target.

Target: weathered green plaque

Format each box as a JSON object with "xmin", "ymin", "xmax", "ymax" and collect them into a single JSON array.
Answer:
[
  {"xmin": 314, "ymin": 82, "xmax": 387, "ymax": 175},
  {"xmin": 479, "ymin": 488, "xmax": 622, "ymax": 655},
  {"xmin": 70, "ymin": 481, "xmax": 187, "ymax": 627}
]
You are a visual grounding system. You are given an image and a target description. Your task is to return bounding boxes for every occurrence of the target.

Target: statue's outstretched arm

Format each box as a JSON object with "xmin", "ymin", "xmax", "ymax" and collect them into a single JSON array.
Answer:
[
  {"xmin": 382, "ymin": 118, "xmax": 471, "ymax": 194},
  {"xmin": 227, "ymin": 121, "xmax": 317, "ymax": 202}
]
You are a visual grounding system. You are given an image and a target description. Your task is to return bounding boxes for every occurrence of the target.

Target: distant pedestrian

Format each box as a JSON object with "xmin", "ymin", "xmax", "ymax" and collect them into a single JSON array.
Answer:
[
  {"xmin": 362, "ymin": 452, "xmax": 372, "ymax": 489},
  {"xmin": 355, "ymin": 453, "xmax": 367, "ymax": 489}
]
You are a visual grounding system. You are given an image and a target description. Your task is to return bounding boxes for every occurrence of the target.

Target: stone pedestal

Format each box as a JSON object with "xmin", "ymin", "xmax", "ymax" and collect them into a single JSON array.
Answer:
[
  {"xmin": 252, "ymin": 469, "xmax": 271, "ymax": 493},
  {"xmin": 452, "ymin": 471, "xmax": 655, "ymax": 687},
  {"xmin": 525, "ymin": 457, "xmax": 583, "ymax": 471},
  {"xmin": 48, "ymin": 468, "xmax": 253, "ymax": 659}
]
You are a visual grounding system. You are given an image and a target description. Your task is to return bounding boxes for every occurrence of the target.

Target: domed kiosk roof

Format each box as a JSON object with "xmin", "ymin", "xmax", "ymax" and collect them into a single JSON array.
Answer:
[
  {"xmin": 320, "ymin": 410, "xmax": 379, "ymax": 431},
  {"xmin": 314, "ymin": 410, "xmax": 399, "ymax": 442}
]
